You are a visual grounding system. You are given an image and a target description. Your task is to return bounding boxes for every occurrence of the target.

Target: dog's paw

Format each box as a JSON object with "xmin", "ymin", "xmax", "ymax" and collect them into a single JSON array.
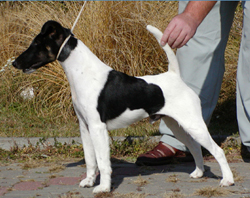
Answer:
[
  {"xmin": 190, "ymin": 168, "xmax": 204, "ymax": 178},
  {"xmin": 219, "ymin": 178, "xmax": 234, "ymax": 187},
  {"xmin": 79, "ymin": 177, "xmax": 95, "ymax": 188},
  {"xmin": 93, "ymin": 184, "xmax": 111, "ymax": 194}
]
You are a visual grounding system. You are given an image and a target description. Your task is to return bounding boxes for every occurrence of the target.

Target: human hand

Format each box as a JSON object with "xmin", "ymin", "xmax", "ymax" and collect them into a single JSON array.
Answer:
[{"xmin": 160, "ymin": 12, "xmax": 199, "ymax": 49}]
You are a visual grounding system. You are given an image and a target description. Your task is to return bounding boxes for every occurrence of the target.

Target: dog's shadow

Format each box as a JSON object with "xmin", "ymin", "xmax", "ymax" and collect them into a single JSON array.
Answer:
[{"xmin": 66, "ymin": 158, "xmax": 220, "ymax": 190}]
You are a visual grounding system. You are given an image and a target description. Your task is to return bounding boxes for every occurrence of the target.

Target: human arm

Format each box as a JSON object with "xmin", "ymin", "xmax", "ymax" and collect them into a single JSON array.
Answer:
[{"xmin": 161, "ymin": 1, "xmax": 217, "ymax": 48}]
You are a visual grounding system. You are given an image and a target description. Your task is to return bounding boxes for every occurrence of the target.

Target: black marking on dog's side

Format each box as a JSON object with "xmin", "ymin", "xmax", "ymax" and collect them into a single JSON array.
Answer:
[{"xmin": 97, "ymin": 70, "xmax": 165, "ymax": 122}]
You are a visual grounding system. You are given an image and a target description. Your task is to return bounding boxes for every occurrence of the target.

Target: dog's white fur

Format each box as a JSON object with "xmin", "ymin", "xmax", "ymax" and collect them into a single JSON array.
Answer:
[{"xmin": 58, "ymin": 25, "xmax": 234, "ymax": 193}]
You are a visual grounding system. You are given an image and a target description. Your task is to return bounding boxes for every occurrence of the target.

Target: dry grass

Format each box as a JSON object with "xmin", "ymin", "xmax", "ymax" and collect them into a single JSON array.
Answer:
[
  {"xmin": 164, "ymin": 192, "xmax": 184, "ymax": 198},
  {"xmin": 194, "ymin": 186, "xmax": 230, "ymax": 197},
  {"xmin": 58, "ymin": 191, "xmax": 82, "ymax": 198},
  {"xmin": 231, "ymin": 168, "xmax": 244, "ymax": 182},
  {"xmin": 113, "ymin": 192, "xmax": 148, "ymax": 198},
  {"xmin": 220, "ymin": 136, "xmax": 242, "ymax": 162},
  {"xmin": 0, "ymin": 2, "xmax": 243, "ymax": 138},
  {"xmin": 166, "ymin": 174, "xmax": 179, "ymax": 183},
  {"xmin": 94, "ymin": 192, "xmax": 148, "ymax": 198},
  {"xmin": 49, "ymin": 164, "xmax": 65, "ymax": 173},
  {"xmin": 133, "ymin": 174, "xmax": 149, "ymax": 187},
  {"xmin": 21, "ymin": 160, "xmax": 43, "ymax": 170}
]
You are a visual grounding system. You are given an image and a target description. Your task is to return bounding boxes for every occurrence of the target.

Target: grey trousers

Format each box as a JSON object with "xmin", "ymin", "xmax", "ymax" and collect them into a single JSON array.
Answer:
[{"xmin": 159, "ymin": 1, "xmax": 250, "ymax": 152}]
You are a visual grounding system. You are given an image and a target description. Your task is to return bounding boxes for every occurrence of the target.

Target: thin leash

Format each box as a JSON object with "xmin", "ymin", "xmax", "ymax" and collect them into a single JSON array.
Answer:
[{"xmin": 56, "ymin": 1, "xmax": 87, "ymax": 60}]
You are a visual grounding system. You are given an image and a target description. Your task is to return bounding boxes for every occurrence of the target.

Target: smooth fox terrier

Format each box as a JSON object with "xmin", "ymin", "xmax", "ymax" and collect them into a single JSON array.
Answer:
[{"xmin": 12, "ymin": 20, "xmax": 234, "ymax": 193}]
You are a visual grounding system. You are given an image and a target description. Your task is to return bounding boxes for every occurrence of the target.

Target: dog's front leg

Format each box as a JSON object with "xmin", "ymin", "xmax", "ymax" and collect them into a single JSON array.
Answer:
[
  {"xmin": 78, "ymin": 121, "xmax": 98, "ymax": 188},
  {"xmin": 89, "ymin": 124, "xmax": 112, "ymax": 193}
]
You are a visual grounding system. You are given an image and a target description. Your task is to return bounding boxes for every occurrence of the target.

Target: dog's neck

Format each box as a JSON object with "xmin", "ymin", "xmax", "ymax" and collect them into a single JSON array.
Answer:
[
  {"xmin": 57, "ymin": 36, "xmax": 77, "ymax": 62},
  {"xmin": 58, "ymin": 39, "xmax": 112, "ymax": 100},
  {"xmin": 59, "ymin": 39, "xmax": 111, "ymax": 73}
]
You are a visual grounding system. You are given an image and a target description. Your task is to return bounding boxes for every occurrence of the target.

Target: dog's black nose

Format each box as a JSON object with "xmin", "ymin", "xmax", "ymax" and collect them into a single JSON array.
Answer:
[
  {"xmin": 12, "ymin": 60, "xmax": 22, "ymax": 70},
  {"xmin": 12, "ymin": 61, "xmax": 17, "ymax": 68}
]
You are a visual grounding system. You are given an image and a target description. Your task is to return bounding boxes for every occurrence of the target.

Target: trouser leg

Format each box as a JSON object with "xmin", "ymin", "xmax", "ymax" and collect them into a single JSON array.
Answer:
[
  {"xmin": 237, "ymin": 1, "xmax": 250, "ymax": 151},
  {"xmin": 160, "ymin": 1, "xmax": 238, "ymax": 151}
]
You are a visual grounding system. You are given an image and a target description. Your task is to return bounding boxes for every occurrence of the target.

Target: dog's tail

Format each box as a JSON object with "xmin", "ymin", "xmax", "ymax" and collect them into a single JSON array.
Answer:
[{"xmin": 146, "ymin": 25, "xmax": 180, "ymax": 75}]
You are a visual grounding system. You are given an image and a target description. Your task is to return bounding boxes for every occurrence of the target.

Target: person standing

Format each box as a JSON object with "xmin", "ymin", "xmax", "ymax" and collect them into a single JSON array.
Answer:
[{"xmin": 136, "ymin": 1, "xmax": 250, "ymax": 166}]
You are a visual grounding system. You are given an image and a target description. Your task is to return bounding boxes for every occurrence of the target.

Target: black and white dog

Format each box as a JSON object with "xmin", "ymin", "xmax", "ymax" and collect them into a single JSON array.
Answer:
[{"xmin": 13, "ymin": 21, "xmax": 234, "ymax": 193}]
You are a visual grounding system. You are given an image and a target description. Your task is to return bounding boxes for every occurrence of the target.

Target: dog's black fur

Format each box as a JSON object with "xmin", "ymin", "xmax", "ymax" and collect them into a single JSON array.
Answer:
[
  {"xmin": 97, "ymin": 70, "xmax": 165, "ymax": 122},
  {"xmin": 13, "ymin": 21, "xmax": 76, "ymax": 73}
]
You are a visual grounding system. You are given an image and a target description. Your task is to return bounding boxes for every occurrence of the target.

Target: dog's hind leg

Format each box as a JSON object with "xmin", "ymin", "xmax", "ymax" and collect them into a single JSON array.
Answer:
[
  {"xmin": 88, "ymin": 124, "xmax": 112, "ymax": 193},
  {"xmin": 162, "ymin": 116, "xmax": 205, "ymax": 178},
  {"xmin": 78, "ymin": 120, "xmax": 98, "ymax": 188},
  {"xmin": 187, "ymin": 126, "xmax": 234, "ymax": 187},
  {"xmin": 165, "ymin": 113, "xmax": 234, "ymax": 186}
]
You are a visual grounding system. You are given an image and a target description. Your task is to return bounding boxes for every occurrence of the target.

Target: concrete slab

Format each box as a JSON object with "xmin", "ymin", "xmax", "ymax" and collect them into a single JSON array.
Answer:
[{"xmin": 0, "ymin": 160, "xmax": 249, "ymax": 197}]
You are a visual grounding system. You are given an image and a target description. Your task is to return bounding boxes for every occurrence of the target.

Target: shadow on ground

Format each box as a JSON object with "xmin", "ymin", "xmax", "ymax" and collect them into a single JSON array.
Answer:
[{"xmin": 65, "ymin": 158, "xmax": 220, "ymax": 191}]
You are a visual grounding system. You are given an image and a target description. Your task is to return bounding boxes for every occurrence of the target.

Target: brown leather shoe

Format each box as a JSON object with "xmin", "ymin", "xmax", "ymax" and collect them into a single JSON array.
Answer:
[{"xmin": 135, "ymin": 141, "xmax": 193, "ymax": 166}]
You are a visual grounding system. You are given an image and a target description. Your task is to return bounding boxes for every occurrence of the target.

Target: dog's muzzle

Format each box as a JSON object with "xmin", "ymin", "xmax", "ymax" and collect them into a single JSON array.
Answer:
[{"xmin": 12, "ymin": 60, "xmax": 38, "ymax": 74}]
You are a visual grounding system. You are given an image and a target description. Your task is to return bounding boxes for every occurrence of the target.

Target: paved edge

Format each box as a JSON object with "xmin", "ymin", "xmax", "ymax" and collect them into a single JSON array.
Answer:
[
  {"xmin": 0, "ymin": 135, "xmax": 241, "ymax": 151},
  {"xmin": 0, "ymin": 136, "xmax": 162, "ymax": 151}
]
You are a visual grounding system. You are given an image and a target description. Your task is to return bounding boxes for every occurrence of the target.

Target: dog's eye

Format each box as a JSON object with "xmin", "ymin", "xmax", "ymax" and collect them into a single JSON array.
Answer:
[
  {"xmin": 33, "ymin": 42, "xmax": 39, "ymax": 46},
  {"xmin": 33, "ymin": 40, "xmax": 41, "ymax": 46},
  {"xmin": 46, "ymin": 46, "xmax": 51, "ymax": 51}
]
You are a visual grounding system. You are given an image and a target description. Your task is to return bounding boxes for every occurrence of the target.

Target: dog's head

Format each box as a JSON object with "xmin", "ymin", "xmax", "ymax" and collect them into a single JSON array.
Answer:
[{"xmin": 12, "ymin": 20, "xmax": 76, "ymax": 74}]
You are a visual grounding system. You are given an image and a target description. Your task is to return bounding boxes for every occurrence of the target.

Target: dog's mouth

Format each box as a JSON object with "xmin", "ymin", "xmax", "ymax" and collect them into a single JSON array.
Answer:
[
  {"xmin": 23, "ymin": 62, "xmax": 43, "ymax": 74},
  {"xmin": 23, "ymin": 68, "xmax": 37, "ymax": 74}
]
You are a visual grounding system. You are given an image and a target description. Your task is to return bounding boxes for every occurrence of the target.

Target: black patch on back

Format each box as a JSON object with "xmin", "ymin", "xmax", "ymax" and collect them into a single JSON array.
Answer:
[{"xmin": 97, "ymin": 70, "xmax": 165, "ymax": 123}]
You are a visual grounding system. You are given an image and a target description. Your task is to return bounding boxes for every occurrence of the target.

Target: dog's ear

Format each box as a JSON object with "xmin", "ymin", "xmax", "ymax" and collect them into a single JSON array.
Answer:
[
  {"xmin": 43, "ymin": 26, "xmax": 56, "ymax": 38},
  {"xmin": 41, "ymin": 21, "xmax": 57, "ymax": 38},
  {"xmin": 41, "ymin": 21, "xmax": 73, "ymax": 40}
]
